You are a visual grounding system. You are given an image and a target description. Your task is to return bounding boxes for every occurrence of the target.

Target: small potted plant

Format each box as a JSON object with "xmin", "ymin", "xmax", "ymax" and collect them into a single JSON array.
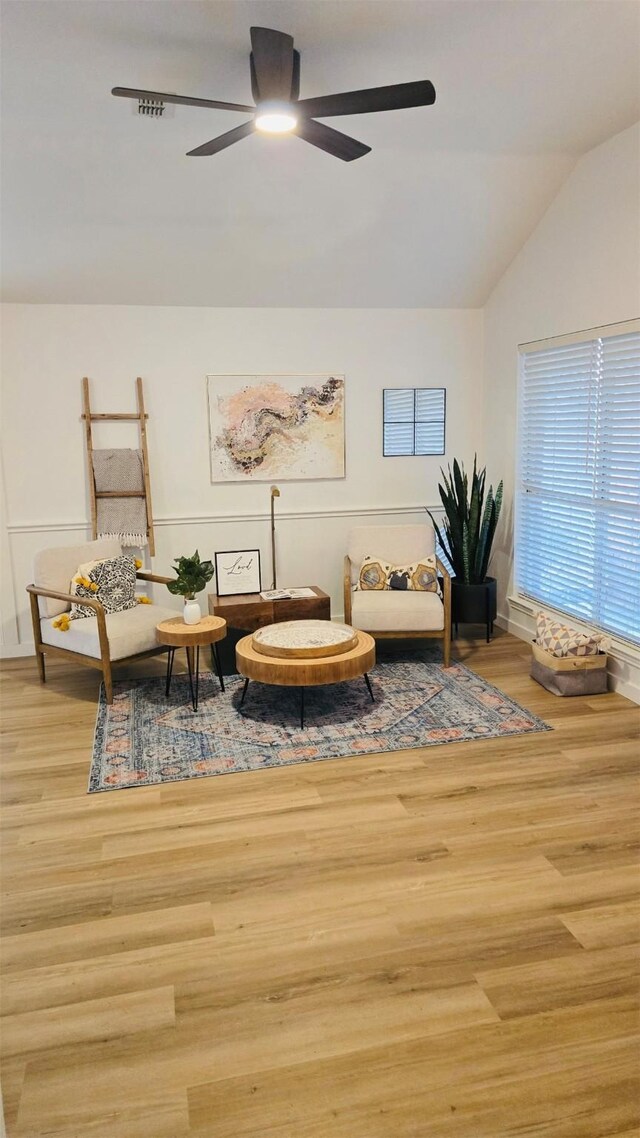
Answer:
[
  {"xmin": 428, "ymin": 457, "xmax": 503, "ymax": 640},
  {"xmin": 167, "ymin": 551, "xmax": 214, "ymax": 625}
]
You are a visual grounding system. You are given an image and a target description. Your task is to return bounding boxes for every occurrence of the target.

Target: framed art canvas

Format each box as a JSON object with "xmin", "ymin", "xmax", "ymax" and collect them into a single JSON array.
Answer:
[
  {"xmin": 207, "ymin": 374, "xmax": 345, "ymax": 483},
  {"xmin": 214, "ymin": 550, "xmax": 262, "ymax": 596}
]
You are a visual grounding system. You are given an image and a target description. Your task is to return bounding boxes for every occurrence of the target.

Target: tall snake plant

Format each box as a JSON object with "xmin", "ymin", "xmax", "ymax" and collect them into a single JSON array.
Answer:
[{"xmin": 428, "ymin": 457, "xmax": 503, "ymax": 584}]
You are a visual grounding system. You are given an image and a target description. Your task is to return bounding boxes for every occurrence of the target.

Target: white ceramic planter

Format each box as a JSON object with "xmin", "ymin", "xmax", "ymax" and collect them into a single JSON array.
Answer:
[{"xmin": 183, "ymin": 599, "xmax": 201, "ymax": 625}]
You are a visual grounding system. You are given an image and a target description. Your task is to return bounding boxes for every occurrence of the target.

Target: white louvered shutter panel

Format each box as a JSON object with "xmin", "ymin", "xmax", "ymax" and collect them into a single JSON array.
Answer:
[
  {"xmin": 383, "ymin": 388, "xmax": 445, "ymax": 456},
  {"xmin": 383, "ymin": 388, "xmax": 415, "ymax": 455},
  {"xmin": 517, "ymin": 325, "xmax": 640, "ymax": 645},
  {"xmin": 415, "ymin": 388, "xmax": 445, "ymax": 455}
]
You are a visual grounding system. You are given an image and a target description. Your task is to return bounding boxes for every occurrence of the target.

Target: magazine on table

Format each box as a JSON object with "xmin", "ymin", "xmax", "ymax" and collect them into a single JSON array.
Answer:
[{"xmin": 260, "ymin": 587, "xmax": 316, "ymax": 601}]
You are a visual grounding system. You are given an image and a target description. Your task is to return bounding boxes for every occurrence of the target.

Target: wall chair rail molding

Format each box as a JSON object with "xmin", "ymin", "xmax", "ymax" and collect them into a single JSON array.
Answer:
[{"xmin": 6, "ymin": 504, "xmax": 442, "ymax": 536}]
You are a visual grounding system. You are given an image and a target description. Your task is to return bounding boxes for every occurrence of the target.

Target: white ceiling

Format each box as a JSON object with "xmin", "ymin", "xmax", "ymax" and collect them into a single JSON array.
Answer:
[{"xmin": 1, "ymin": 0, "xmax": 638, "ymax": 307}]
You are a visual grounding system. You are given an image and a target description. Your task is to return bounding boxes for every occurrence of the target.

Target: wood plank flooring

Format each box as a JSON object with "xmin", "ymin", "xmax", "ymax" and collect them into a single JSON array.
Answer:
[{"xmin": 1, "ymin": 630, "xmax": 639, "ymax": 1137}]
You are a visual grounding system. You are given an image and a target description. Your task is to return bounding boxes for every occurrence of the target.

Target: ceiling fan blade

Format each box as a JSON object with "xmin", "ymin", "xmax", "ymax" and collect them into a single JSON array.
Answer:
[
  {"xmin": 250, "ymin": 49, "xmax": 299, "ymax": 104},
  {"xmin": 296, "ymin": 119, "xmax": 371, "ymax": 162},
  {"xmin": 186, "ymin": 121, "xmax": 254, "ymax": 157},
  {"xmin": 297, "ymin": 80, "xmax": 436, "ymax": 118},
  {"xmin": 249, "ymin": 27, "xmax": 294, "ymax": 101},
  {"xmin": 112, "ymin": 87, "xmax": 254, "ymax": 113}
]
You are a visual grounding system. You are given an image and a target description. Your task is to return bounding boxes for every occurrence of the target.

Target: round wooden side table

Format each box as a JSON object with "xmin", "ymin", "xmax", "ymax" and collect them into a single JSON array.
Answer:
[
  {"xmin": 156, "ymin": 615, "xmax": 227, "ymax": 712},
  {"xmin": 235, "ymin": 621, "xmax": 376, "ymax": 728}
]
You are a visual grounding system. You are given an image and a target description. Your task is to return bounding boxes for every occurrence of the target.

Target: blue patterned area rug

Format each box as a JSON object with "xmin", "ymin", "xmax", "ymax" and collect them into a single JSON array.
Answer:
[{"xmin": 89, "ymin": 652, "xmax": 550, "ymax": 792}]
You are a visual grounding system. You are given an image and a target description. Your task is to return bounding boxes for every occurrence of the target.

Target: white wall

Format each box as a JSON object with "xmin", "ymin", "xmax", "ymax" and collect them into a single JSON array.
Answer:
[
  {"xmin": 483, "ymin": 121, "xmax": 640, "ymax": 698},
  {"xmin": 3, "ymin": 124, "xmax": 638, "ymax": 697},
  {"xmin": 0, "ymin": 305, "xmax": 483, "ymax": 648}
]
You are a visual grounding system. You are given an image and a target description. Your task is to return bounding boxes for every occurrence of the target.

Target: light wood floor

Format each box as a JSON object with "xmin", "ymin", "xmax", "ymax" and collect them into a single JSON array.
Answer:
[{"xmin": 1, "ymin": 631, "xmax": 639, "ymax": 1138}]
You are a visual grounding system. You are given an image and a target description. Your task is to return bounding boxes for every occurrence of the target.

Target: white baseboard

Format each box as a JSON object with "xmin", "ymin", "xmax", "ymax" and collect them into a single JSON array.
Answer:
[
  {"xmin": 498, "ymin": 607, "xmax": 640, "ymax": 704},
  {"xmin": 496, "ymin": 607, "xmax": 531, "ymax": 643},
  {"xmin": 0, "ymin": 642, "xmax": 35, "ymax": 659}
]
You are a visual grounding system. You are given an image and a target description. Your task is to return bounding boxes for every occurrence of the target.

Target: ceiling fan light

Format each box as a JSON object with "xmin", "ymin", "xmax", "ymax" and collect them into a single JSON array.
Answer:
[{"xmin": 254, "ymin": 101, "xmax": 298, "ymax": 133}]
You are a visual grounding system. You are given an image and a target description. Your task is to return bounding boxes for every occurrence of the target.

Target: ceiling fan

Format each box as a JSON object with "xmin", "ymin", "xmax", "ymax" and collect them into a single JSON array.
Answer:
[{"xmin": 112, "ymin": 26, "xmax": 436, "ymax": 161}]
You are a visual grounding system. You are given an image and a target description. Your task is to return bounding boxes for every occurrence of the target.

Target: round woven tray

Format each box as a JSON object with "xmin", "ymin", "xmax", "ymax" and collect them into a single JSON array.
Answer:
[{"xmin": 252, "ymin": 620, "xmax": 359, "ymax": 659}]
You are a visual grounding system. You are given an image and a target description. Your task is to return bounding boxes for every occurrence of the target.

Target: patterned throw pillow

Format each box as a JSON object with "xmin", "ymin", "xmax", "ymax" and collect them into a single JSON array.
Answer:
[
  {"xmin": 356, "ymin": 555, "xmax": 441, "ymax": 596},
  {"xmin": 356, "ymin": 556, "xmax": 392, "ymax": 591},
  {"xmin": 390, "ymin": 559, "xmax": 440, "ymax": 594},
  {"xmin": 70, "ymin": 555, "xmax": 138, "ymax": 619},
  {"xmin": 535, "ymin": 612, "xmax": 604, "ymax": 658}
]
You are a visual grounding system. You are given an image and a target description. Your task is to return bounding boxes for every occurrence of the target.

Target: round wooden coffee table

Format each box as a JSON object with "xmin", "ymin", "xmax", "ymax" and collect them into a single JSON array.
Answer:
[
  {"xmin": 235, "ymin": 621, "xmax": 376, "ymax": 728},
  {"xmin": 156, "ymin": 615, "xmax": 227, "ymax": 712}
]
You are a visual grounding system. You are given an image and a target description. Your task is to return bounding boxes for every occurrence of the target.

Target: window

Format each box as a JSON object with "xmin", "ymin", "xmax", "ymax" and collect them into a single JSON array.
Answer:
[
  {"xmin": 383, "ymin": 388, "xmax": 445, "ymax": 456},
  {"xmin": 517, "ymin": 321, "xmax": 640, "ymax": 645}
]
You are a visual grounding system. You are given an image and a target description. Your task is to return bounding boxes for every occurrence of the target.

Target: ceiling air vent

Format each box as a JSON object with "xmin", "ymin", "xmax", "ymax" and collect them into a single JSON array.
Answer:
[
  {"xmin": 138, "ymin": 97, "xmax": 163, "ymax": 117},
  {"xmin": 134, "ymin": 97, "xmax": 174, "ymax": 118}
]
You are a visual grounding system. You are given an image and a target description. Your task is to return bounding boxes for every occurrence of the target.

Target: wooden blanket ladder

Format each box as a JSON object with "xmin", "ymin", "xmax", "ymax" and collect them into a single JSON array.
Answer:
[{"xmin": 81, "ymin": 376, "xmax": 156, "ymax": 555}]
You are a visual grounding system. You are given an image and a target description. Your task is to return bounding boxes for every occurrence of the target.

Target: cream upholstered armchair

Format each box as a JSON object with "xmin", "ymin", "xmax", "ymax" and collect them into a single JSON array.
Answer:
[
  {"xmin": 344, "ymin": 524, "xmax": 451, "ymax": 667},
  {"xmin": 27, "ymin": 538, "xmax": 177, "ymax": 703}
]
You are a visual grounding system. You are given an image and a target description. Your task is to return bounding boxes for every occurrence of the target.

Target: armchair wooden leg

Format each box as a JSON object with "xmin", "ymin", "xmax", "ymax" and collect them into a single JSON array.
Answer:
[
  {"xmin": 28, "ymin": 591, "xmax": 46, "ymax": 683},
  {"xmin": 443, "ymin": 624, "xmax": 451, "ymax": 669},
  {"xmin": 102, "ymin": 660, "xmax": 114, "ymax": 704}
]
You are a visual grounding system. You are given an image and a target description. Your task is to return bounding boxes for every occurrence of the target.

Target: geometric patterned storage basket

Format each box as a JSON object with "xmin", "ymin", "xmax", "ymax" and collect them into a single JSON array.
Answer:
[{"xmin": 530, "ymin": 640, "xmax": 608, "ymax": 696}]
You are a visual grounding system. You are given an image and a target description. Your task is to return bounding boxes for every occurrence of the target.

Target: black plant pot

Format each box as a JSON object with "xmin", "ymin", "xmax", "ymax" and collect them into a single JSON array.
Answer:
[{"xmin": 451, "ymin": 576, "xmax": 497, "ymax": 643}]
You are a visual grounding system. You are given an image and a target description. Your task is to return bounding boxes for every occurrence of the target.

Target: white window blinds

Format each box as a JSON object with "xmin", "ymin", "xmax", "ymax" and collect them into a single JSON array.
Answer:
[{"xmin": 517, "ymin": 323, "xmax": 640, "ymax": 646}]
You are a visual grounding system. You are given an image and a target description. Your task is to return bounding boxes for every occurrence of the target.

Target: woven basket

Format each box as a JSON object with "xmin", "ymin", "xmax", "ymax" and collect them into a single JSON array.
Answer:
[{"xmin": 530, "ymin": 641, "xmax": 608, "ymax": 696}]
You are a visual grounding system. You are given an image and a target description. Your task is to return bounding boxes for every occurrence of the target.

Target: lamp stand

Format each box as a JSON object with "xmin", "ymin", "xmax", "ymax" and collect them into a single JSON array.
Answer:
[{"xmin": 270, "ymin": 485, "xmax": 280, "ymax": 588}]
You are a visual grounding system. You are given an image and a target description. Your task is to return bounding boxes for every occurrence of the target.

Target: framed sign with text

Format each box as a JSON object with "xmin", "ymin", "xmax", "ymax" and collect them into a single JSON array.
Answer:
[{"xmin": 214, "ymin": 549, "xmax": 262, "ymax": 597}]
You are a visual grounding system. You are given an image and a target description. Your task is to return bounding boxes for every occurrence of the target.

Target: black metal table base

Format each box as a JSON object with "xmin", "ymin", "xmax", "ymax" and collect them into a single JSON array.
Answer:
[
  {"xmin": 239, "ymin": 673, "xmax": 375, "ymax": 730},
  {"xmin": 165, "ymin": 641, "xmax": 225, "ymax": 713},
  {"xmin": 210, "ymin": 643, "xmax": 225, "ymax": 693}
]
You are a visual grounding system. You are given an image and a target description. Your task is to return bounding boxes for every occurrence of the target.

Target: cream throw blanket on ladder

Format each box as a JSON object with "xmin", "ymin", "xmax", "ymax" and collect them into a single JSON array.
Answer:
[{"xmin": 93, "ymin": 448, "xmax": 148, "ymax": 548}]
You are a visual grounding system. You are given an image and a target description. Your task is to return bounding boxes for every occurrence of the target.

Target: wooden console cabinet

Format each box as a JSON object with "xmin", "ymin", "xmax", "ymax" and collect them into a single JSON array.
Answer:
[{"xmin": 208, "ymin": 586, "xmax": 331, "ymax": 632}]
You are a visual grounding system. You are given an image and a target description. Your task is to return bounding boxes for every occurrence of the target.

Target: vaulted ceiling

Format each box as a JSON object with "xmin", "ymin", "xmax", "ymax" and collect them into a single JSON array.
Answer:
[{"xmin": 2, "ymin": 0, "xmax": 638, "ymax": 307}]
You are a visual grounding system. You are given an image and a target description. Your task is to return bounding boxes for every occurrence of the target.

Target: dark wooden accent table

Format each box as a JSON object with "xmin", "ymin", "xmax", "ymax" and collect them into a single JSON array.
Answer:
[{"xmin": 208, "ymin": 586, "xmax": 330, "ymax": 632}]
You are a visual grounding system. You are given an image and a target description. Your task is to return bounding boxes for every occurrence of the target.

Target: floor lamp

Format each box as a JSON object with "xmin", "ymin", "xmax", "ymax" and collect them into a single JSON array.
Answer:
[{"xmin": 270, "ymin": 485, "xmax": 280, "ymax": 588}]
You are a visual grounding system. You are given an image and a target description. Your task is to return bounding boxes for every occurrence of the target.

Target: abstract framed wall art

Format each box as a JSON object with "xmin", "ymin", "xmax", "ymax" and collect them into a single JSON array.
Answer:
[{"xmin": 207, "ymin": 374, "xmax": 345, "ymax": 483}]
